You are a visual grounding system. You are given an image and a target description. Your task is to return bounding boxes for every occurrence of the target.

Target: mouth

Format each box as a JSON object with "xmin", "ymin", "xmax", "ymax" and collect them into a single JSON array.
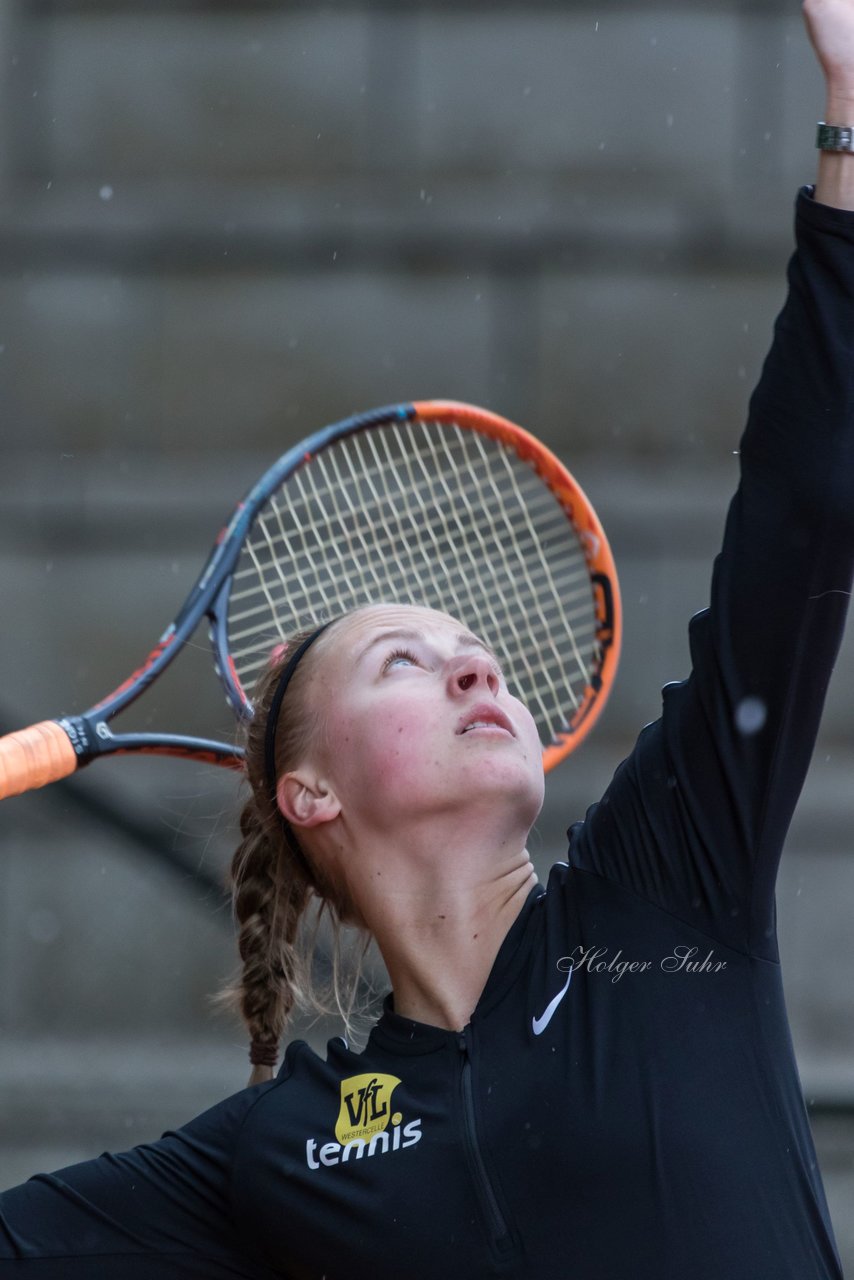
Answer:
[{"xmin": 457, "ymin": 705, "xmax": 515, "ymax": 737}]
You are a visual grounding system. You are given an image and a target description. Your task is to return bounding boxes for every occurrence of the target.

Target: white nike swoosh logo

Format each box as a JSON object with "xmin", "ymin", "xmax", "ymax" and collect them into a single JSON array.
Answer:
[{"xmin": 531, "ymin": 965, "xmax": 573, "ymax": 1036}]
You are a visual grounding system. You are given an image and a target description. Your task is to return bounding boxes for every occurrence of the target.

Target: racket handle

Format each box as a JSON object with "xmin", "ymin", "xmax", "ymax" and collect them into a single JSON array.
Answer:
[{"xmin": 0, "ymin": 720, "xmax": 79, "ymax": 800}]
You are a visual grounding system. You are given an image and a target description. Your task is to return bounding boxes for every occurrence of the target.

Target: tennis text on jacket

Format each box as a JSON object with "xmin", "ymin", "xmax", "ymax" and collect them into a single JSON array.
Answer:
[{"xmin": 305, "ymin": 1073, "xmax": 423, "ymax": 1169}]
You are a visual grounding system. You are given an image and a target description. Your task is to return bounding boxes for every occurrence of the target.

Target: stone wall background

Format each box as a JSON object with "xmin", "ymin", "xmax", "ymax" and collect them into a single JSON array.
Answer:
[{"xmin": 1, "ymin": 0, "xmax": 852, "ymax": 1266}]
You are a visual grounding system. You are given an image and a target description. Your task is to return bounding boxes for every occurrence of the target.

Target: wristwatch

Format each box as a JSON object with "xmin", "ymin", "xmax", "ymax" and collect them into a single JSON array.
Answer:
[{"xmin": 816, "ymin": 122, "xmax": 854, "ymax": 153}]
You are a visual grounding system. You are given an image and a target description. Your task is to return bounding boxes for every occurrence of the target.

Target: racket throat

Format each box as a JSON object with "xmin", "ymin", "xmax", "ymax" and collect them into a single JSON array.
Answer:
[{"xmin": 56, "ymin": 713, "xmax": 106, "ymax": 765}]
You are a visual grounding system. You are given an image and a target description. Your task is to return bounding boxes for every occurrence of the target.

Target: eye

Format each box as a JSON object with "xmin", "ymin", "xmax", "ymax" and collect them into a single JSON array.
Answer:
[{"xmin": 382, "ymin": 647, "xmax": 420, "ymax": 671}]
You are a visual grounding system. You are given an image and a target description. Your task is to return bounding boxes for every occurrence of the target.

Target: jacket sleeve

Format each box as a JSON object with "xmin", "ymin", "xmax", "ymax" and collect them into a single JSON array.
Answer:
[
  {"xmin": 0, "ymin": 1085, "xmax": 279, "ymax": 1279},
  {"xmin": 568, "ymin": 187, "xmax": 854, "ymax": 961}
]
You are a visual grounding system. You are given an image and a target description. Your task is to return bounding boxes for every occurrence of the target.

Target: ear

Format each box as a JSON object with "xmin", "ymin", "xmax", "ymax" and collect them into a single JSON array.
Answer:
[{"xmin": 276, "ymin": 769, "xmax": 341, "ymax": 831}]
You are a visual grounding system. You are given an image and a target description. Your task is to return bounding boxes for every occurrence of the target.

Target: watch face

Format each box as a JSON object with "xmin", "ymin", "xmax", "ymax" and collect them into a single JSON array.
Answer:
[{"xmin": 818, "ymin": 123, "xmax": 854, "ymax": 152}]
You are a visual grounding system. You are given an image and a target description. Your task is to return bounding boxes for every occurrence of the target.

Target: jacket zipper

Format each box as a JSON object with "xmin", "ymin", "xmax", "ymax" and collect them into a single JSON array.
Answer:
[{"xmin": 457, "ymin": 1029, "xmax": 518, "ymax": 1262}]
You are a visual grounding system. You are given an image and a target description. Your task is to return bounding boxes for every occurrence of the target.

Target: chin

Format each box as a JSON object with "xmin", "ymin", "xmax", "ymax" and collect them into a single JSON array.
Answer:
[{"xmin": 467, "ymin": 757, "xmax": 544, "ymax": 819}]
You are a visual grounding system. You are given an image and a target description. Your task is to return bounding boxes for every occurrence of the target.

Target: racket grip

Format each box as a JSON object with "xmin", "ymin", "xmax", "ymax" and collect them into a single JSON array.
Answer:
[{"xmin": 0, "ymin": 720, "xmax": 79, "ymax": 800}]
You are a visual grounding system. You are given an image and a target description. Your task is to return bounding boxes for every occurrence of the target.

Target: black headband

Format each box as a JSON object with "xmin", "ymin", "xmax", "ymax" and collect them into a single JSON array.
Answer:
[{"xmin": 263, "ymin": 620, "xmax": 335, "ymax": 808}]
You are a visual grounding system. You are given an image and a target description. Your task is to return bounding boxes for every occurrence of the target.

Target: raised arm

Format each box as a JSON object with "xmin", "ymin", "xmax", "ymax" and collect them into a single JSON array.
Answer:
[{"xmin": 569, "ymin": 1, "xmax": 854, "ymax": 959}]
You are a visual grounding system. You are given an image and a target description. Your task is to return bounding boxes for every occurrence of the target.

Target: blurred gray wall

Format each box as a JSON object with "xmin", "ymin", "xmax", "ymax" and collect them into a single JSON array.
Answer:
[{"xmin": 1, "ymin": 0, "xmax": 853, "ymax": 1263}]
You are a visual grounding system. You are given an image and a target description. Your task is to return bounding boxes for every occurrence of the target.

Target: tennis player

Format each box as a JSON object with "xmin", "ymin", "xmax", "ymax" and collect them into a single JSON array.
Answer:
[{"xmin": 2, "ymin": 2, "xmax": 854, "ymax": 1275}]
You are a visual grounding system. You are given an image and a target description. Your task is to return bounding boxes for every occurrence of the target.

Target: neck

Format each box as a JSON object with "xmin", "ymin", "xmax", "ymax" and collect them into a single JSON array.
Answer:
[
  {"xmin": 332, "ymin": 811, "xmax": 539, "ymax": 1031},
  {"xmin": 378, "ymin": 861, "xmax": 537, "ymax": 1032}
]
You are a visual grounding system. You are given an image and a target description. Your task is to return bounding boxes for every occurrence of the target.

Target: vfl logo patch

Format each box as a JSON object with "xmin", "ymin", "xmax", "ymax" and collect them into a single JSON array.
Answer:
[
  {"xmin": 305, "ymin": 1073, "xmax": 423, "ymax": 1169},
  {"xmin": 336, "ymin": 1072, "xmax": 400, "ymax": 1144}
]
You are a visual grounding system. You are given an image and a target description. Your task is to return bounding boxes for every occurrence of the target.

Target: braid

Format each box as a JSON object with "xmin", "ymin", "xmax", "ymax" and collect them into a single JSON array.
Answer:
[
  {"xmin": 216, "ymin": 616, "xmax": 377, "ymax": 1086},
  {"xmin": 226, "ymin": 793, "xmax": 312, "ymax": 1085}
]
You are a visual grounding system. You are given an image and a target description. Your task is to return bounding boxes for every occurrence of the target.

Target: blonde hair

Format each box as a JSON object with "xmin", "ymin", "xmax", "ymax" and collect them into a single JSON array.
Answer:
[{"xmin": 217, "ymin": 623, "xmax": 374, "ymax": 1085}]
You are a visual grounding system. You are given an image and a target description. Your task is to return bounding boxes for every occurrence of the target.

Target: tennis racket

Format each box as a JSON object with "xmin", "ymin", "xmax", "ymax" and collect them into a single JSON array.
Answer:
[{"xmin": 0, "ymin": 400, "xmax": 620, "ymax": 800}]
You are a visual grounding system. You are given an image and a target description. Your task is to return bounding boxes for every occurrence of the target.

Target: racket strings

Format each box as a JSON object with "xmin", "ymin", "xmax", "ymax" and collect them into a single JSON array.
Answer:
[
  {"xmin": 425, "ymin": 425, "xmax": 553, "ymax": 719},
  {"xmin": 235, "ymin": 423, "xmax": 597, "ymax": 741},
  {"xmin": 236, "ymin": 481, "xmax": 591, "ymax": 696},
  {"xmin": 235, "ymin": 474, "xmax": 591, "ymax": 677},
  {"xmin": 231, "ymin": 463, "xmax": 586, "ymax": 629},
  {"xmin": 439, "ymin": 425, "xmax": 598, "ymax": 715},
  {"xmin": 229, "ymin": 458, "xmax": 572, "ymax": 595},
  {"xmin": 229, "ymin": 418, "xmax": 601, "ymax": 747},
  {"xmin": 229, "ymin": 468, "xmax": 584, "ymax": 636}
]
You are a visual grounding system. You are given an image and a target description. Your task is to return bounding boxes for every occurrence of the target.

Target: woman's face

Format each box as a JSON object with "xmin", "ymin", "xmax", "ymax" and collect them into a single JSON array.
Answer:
[{"xmin": 301, "ymin": 603, "xmax": 545, "ymax": 839}]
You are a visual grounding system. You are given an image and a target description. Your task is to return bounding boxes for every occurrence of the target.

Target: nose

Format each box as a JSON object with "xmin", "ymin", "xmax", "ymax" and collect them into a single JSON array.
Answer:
[{"xmin": 448, "ymin": 652, "xmax": 500, "ymax": 697}]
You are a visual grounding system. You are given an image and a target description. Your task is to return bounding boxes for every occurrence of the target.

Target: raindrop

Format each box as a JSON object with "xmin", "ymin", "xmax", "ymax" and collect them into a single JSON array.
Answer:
[
  {"xmin": 735, "ymin": 696, "xmax": 766, "ymax": 736},
  {"xmin": 99, "ymin": 184, "xmax": 114, "ymax": 202}
]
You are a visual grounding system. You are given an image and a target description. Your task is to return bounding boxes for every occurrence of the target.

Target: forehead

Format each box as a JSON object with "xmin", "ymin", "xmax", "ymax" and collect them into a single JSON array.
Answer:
[{"xmin": 318, "ymin": 604, "xmax": 488, "ymax": 663}]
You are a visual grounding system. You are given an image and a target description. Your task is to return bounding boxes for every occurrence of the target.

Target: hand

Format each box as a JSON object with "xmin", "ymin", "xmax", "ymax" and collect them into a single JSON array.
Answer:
[{"xmin": 803, "ymin": 0, "xmax": 854, "ymax": 102}]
